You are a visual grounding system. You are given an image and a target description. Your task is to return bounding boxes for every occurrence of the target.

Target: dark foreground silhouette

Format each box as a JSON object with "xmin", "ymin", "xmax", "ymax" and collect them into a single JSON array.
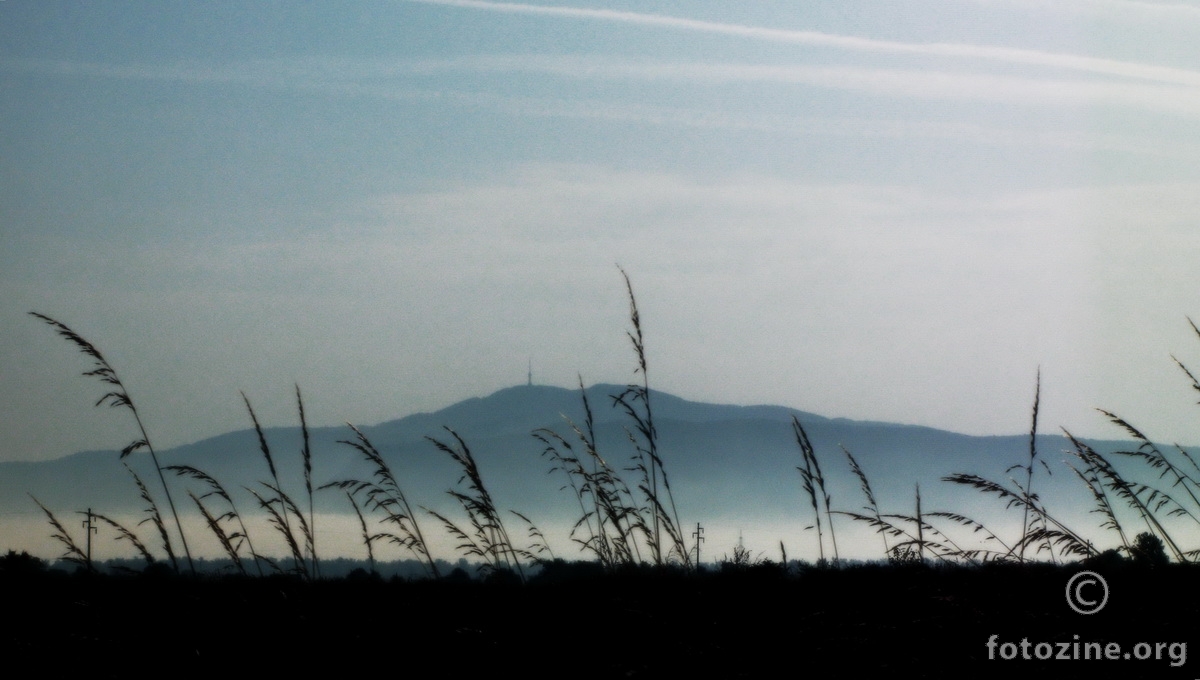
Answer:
[{"xmin": 2, "ymin": 556, "xmax": 1196, "ymax": 679}]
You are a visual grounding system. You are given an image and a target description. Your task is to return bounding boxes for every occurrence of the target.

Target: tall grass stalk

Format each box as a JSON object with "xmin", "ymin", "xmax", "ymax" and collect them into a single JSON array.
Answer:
[
  {"xmin": 611, "ymin": 267, "xmax": 688, "ymax": 568},
  {"xmin": 125, "ymin": 462, "xmax": 178, "ymax": 571},
  {"xmin": 939, "ymin": 373, "xmax": 1093, "ymax": 562},
  {"xmin": 245, "ymin": 484, "xmax": 308, "ymax": 576},
  {"xmin": 296, "ymin": 385, "xmax": 319, "ymax": 578},
  {"xmin": 1052, "ymin": 319, "xmax": 1200, "ymax": 563},
  {"xmin": 793, "ymin": 416, "xmax": 838, "ymax": 566},
  {"xmin": 1065, "ymin": 431, "xmax": 1187, "ymax": 562},
  {"xmin": 323, "ymin": 423, "xmax": 440, "ymax": 578},
  {"xmin": 1101, "ymin": 410, "xmax": 1200, "ymax": 525},
  {"xmin": 1016, "ymin": 369, "xmax": 1043, "ymax": 562},
  {"xmin": 30, "ymin": 312, "xmax": 195, "ymax": 575},
  {"xmin": 511, "ymin": 510, "xmax": 555, "ymax": 564},
  {"xmin": 842, "ymin": 445, "xmax": 888, "ymax": 557},
  {"xmin": 91, "ymin": 512, "xmax": 156, "ymax": 568},
  {"xmin": 926, "ymin": 510, "xmax": 1014, "ymax": 562},
  {"xmin": 941, "ymin": 471, "xmax": 1093, "ymax": 560},
  {"xmin": 187, "ymin": 491, "xmax": 246, "ymax": 575},
  {"xmin": 837, "ymin": 464, "xmax": 999, "ymax": 565},
  {"xmin": 165, "ymin": 463, "xmax": 264, "ymax": 575},
  {"xmin": 1069, "ymin": 458, "xmax": 1128, "ymax": 550},
  {"xmin": 30, "ymin": 495, "xmax": 91, "ymax": 571},
  {"xmin": 535, "ymin": 423, "xmax": 599, "ymax": 559},
  {"xmin": 242, "ymin": 392, "xmax": 310, "ymax": 579},
  {"xmin": 535, "ymin": 378, "xmax": 642, "ymax": 568},
  {"xmin": 915, "ymin": 483, "xmax": 924, "ymax": 563},
  {"xmin": 426, "ymin": 427, "xmax": 526, "ymax": 581},
  {"xmin": 346, "ymin": 491, "xmax": 376, "ymax": 574}
]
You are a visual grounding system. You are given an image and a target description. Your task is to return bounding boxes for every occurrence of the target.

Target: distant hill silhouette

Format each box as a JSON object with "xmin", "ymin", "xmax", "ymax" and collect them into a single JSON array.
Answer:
[{"xmin": 0, "ymin": 383, "xmax": 1149, "ymax": 559}]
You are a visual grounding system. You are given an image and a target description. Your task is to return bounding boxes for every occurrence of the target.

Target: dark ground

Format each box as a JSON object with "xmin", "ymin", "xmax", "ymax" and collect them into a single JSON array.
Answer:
[{"xmin": 3, "ymin": 560, "xmax": 1196, "ymax": 679}]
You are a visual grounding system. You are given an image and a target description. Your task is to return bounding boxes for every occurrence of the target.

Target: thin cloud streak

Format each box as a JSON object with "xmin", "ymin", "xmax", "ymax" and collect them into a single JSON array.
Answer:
[
  {"xmin": 966, "ymin": 0, "xmax": 1200, "ymax": 21},
  {"xmin": 8, "ymin": 54, "xmax": 1200, "ymax": 125},
  {"xmin": 406, "ymin": 0, "xmax": 1200, "ymax": 86},
  {"xmin": 440, "ymin": 57, "xmax": 1200, "ymax": 114},
  {"xmin": 340, "ymin": 79, "xmax": 1184, "ymax": 158},
  {"xmin": 1, "ymin": 60, "xmax": 1188, "ymax": 166}
]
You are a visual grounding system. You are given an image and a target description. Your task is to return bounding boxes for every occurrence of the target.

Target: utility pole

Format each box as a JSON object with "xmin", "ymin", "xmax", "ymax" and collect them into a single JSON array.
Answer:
[
  {"xmin": 692, "ymin": 522, "xmax": 704, "ymax": 567},
  {"xmin": 80, "ymin": 508, "xmax": 97, "ymax": 569}
]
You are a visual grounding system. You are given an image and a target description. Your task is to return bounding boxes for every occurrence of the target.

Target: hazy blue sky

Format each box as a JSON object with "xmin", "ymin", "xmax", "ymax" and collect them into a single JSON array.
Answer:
[{"xmin": 4, "ymin": 0, "xmax": 1200, "ymax": 462}]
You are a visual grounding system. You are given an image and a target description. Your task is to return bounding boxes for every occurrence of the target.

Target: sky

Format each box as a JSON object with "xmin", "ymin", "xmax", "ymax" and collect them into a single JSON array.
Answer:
[{"xmin": 4, "ymin": 0, "xmax": 1200, "ymax": 465}]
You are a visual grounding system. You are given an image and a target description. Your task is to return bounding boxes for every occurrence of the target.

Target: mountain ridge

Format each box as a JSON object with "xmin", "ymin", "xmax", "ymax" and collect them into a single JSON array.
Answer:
[{"xmin": 0, "ymin": 383, "xmax": 1158, "ymax": 562}]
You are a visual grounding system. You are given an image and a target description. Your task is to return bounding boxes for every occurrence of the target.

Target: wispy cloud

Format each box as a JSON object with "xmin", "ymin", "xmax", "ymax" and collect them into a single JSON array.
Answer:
[
  {"xmin": 1044, "ymin": 0, "xmax": 1200, "ymax": 21},
  {"xmin": 1124, "ymin": 0, "xmax": 1200, "ymax": 17},
  {"xmin": 8, "ymin": 53, "xmax": 1200, "ymax": 138},
  {"xmin": 406, "ymin": 0, "xmax": 1200, "ymax": 86},
  {"xmin": 3, "ymin": 58, "xmax": 1192, "ymax": 164},
  {"xmin": 425, "ymin": 56, "xmax": 1200, "ymax": 114}
]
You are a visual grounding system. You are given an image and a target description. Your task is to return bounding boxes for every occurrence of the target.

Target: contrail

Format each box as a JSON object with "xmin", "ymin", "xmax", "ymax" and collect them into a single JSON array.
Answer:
[{"xmin": 404, "ymin": 0, "xmax": 1200, "ymax": 88}]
